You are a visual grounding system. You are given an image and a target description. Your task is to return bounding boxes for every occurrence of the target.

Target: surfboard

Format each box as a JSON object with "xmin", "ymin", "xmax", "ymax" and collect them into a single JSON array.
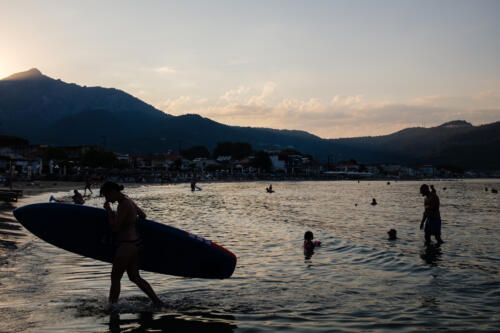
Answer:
[
  {"xmin": 195, "ymin": 186, "xmax": 202, "ymax": 191},
  {"xmin": 13, "ymin": 203, "xmax": 237, "ymax": 279}
]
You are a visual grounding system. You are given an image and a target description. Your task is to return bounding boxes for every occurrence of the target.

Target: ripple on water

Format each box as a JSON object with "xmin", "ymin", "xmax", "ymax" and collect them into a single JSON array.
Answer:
[{"xmin": 1, "ymin": 180, "xmax": 500, "ymax": 332}]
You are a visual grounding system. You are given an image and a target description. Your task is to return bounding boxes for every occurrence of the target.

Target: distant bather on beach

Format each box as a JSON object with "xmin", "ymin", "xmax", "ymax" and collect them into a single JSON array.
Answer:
[
  {"xmin": 84, "ymin": 177, "xmax": 93, "ymax": 195},
  {"xmin": 72, "ymin": 189, "xmax": 85, "ymax": 205}
]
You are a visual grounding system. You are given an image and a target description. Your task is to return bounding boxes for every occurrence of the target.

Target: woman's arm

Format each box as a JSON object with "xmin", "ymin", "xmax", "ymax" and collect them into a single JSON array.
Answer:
[
  {"xmin": 131, "ymin": 200, "xmax": 146, "ymax": 219},
  {"xmin": 105, "ymin": 201, "xmax": 131, "ymax": 232}
]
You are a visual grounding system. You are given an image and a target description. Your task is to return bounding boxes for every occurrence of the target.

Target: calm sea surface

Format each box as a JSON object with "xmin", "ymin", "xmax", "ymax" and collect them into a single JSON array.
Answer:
[{"xmin": 1, "ymin": 180, "xmax": 499, "ymax": 332}]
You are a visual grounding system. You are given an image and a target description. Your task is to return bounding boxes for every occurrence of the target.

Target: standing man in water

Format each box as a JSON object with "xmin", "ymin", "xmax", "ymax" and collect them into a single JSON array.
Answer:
[
  {"xmin": 100, "ymin": 181, "xmax": 162, "ymax": 308},
  {"xmin": 419, "ymin": 184, "xmax": 444, "ymax": 245}
]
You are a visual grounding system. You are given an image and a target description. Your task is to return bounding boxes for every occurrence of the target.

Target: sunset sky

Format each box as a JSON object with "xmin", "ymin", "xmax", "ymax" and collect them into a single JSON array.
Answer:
[{"xmin": 1, "ymin": 0, "xmax": 499, "ymax": 138}]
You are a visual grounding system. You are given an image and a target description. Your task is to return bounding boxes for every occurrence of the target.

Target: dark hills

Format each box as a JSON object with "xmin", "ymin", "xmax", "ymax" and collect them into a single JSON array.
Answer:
[
  {"xmin": 0, "ymin": 68, "xmax": 167, "ymax": 138},
  {"xmin": 1, "ymin": 68, "xmax": 499, "ymax": 169}
]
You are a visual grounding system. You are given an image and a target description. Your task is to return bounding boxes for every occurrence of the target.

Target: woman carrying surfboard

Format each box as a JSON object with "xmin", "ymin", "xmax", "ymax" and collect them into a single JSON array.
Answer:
[{"xmin": 100, "ymin": 181, "xmax": 163, "ymax": 308}]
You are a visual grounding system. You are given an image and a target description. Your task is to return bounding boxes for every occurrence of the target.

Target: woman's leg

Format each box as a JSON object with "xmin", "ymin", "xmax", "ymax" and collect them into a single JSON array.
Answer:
[
  {"xmin": 126, "ymin": 247, "xmax": 162, "ymax": 305},
  {"xmin": 109, "ymin": 246, "xmax": 129, "ymax": 304}
]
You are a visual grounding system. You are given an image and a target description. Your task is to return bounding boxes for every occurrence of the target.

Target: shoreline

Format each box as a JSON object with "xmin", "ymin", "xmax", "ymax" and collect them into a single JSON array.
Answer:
[
  {"xmin": 0, "ymin": 181, "xmax": 89, "ymax": 229},
  {"xmin": 1, "ymin": 176, "xmax": 498, "ymax": 221}
]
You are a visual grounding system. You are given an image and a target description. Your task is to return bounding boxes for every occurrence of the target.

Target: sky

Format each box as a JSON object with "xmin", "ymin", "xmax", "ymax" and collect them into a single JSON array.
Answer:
[{"xmin": 1, "ymin": 0, "xmax": 500, "ymax": 138}]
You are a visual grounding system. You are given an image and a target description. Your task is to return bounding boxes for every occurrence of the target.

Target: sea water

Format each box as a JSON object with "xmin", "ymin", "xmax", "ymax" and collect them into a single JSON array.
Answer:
[{"xmin": 0, "ymin": 180, "xmax": 499, "ymax": 332}]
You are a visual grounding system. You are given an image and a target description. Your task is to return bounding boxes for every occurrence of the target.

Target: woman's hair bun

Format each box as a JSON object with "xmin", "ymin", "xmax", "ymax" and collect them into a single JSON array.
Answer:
[{"xmin": 100, "ymin": 181, "xmax": 124, "ymax": 196}]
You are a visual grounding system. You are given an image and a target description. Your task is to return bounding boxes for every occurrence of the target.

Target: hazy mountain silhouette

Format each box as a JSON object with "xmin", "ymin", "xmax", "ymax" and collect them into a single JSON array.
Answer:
[
  {"xmin": 328, "ymin": 120, "xmax": 500, "ymax": 169},
  {"xmin": 0, "ymin": 68, "xmax": 168, "ymax": 138},
  {"xmin": 1, "ymin": 69, "xmax": 499, "ymax": 168}
]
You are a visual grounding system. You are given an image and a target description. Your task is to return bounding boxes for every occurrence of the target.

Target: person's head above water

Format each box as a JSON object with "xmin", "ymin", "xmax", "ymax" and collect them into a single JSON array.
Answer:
[
  {"xmin": 100, "ymin": 181, "xmax": 125, "ymax": 202},
  {"xmin": 420, "ymin": 184, "xmax": 430, "ymax": 196},
  {"xmin": 304, "ymin": 231, "xmax": 314, "ymax": 241},
  {"xmin": 387, "ymin": 229, "xmax": 397, "ymax": 240}
]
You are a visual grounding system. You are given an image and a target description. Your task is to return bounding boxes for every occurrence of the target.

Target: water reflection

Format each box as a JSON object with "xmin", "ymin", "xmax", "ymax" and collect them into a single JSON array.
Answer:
[
  {"xmin": 420, "ymin": 244, "xmax": 442, "ymax": 266},
  {"xmin": 421, "ymin": 297, "xmax": 439, "ymax": 308},
  {"xmin": 108, "ymin": 311, "xmax": 237, "ymax": 332}
]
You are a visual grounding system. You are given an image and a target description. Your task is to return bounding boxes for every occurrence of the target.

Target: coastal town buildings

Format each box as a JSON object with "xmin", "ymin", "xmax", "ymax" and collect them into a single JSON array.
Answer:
[{"xmin": 0, "ymin": 139, "xmax": 498, "ymax": 182}]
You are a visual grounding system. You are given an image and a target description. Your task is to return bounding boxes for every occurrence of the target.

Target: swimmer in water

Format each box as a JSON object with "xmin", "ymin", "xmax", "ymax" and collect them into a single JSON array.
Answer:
[
  {"xmin": 303, "ymin": 231, "xmax": 321, "ymax": 250},
  {"xmin": 419, "ymin": 184, "xmax": 444, "ymax": 245},
  {"xmin": 371, "ymin": 198, "xmax": 377, "ymax": 205},
  {"xmin": 387, "ymin": 229, "xmax": 397, "ymax": 240}
]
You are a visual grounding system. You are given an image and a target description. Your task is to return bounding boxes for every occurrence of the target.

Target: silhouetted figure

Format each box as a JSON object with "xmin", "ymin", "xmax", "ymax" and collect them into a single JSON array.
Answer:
[
  {"xmin": 387, "ymin": 181, "xmax": 390, "ymax": 185},
  {"xmin": 303, "ymin": 231, "xmax": 321, "ymax": 250},
  {"xmin": 72, "ymin": 189, "xmax": 85, "ymax": 205},
  {"xmin": 492, "ymin": 189, "xmax": 498, "ymax": 194},
  {"xmin": 266, "ymin": 184, "xmax": 274, "ymax": 193},
  {"xmin": 387, "ymin": 229, "xmax": 397, "ymax": 240},
  {"xmin": 371, "ymin": 198, "xmax": 377, "ymax": 206},
  {"xmin": 84, "ymin": 177, "xmax": 93, "ymax": 195},
  {"xmin": 49, "ymin": 195, "xmax": 63, "ymax": 203},
  {"xmin": 190, "ymin": 178, "xmax": 196, "ymax": 192},
  {"xmin": 419, "ymin": 184, "xmax": 444, "ymax": 245},
  {"xmin": 303, "ymin": 230, "xmax": 321, "ymax": 259},
  {"xmin": 485, "ymin": 187, "xmax": 488, "ymax": 192},
  {"xmin": 100, "ymin": 181, "xmax": 162, "ymax": 308},
  {"xmin": 442, "ymin": 187, "xmax": 447, "ymax": 191}
]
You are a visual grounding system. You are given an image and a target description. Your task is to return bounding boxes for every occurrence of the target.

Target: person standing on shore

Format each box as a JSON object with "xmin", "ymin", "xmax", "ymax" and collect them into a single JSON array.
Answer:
[
  {"xmin": 100, "ymin": 181, "xmax": 162, "ymax": 308},
  {"xmin": 84, "ymin": 177, "xmax": 93, "ymax": 195},
  {"xmin": 419, "ymin": 184, "xmax": 444, "ymax": 245}
]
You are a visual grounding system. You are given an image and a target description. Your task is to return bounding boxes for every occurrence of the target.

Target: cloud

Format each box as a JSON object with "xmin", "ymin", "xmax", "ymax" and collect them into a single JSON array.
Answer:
[
  {"xmin": 157, "ymin": 84, "xmax": 500, "ymax": 138},
  {"xmin": 219, "ymin": 86, "xmax": 251, "ymax": 103},
  {"xmin": 161, "ymin": 96, "xmax": 191, "ymax": 113},
  {"xmin": 154, "ymin": 66, "xmax": 177, "ymax": 73}
]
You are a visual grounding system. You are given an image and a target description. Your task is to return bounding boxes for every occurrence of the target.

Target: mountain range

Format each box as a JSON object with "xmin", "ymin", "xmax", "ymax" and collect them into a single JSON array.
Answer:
[{"xmin": 1, "ymin": 68, "xmax": 499, "ymax": 169}]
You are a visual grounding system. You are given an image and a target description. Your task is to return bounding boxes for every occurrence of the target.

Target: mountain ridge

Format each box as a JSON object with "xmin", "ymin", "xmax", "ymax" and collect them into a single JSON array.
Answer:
[{"xmin": 1, "ymin": 68, "xmax": 499, "ymax": 168}]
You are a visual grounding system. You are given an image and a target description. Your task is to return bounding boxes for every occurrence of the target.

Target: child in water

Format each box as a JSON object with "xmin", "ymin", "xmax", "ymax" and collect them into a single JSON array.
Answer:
[
  {"xmin": 387, "ymin": 229, "xmax": 397, "ymax": 240},
  {"xmin": 303, "ymin": 231, "xmax": 321, "ymax": 250}
]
